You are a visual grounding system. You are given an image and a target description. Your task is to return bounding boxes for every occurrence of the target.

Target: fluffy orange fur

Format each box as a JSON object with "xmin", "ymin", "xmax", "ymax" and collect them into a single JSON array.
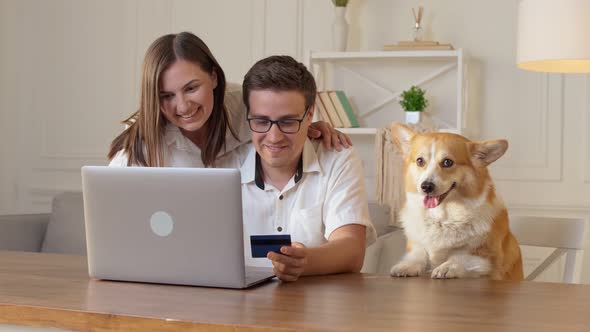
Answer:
[{"xmin": 390, "ymin": 123, "xmax": 523, "ymax": 281}]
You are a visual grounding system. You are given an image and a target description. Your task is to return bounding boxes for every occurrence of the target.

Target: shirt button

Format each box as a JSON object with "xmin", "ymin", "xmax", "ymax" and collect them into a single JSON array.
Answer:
[
  {"xmin": 279, "ymin": 195, "xmax": 284, "ymax": 200},
  {"xmin": 277, "ymin": 226, "xmax": 283, "ymax": 232}
]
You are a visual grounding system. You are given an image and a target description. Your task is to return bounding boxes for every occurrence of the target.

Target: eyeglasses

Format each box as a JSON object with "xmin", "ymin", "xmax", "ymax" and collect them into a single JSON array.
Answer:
[{"xmin": 247, "ymin": 107, "xmax": 310, "ymax": 134}]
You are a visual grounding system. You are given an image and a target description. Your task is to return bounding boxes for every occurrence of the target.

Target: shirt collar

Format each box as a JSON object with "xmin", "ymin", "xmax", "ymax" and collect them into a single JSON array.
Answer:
[
  {"xmin": 240, "ymin": 139, "xmax": 323, "ymax": 189},
  {"xmin": 240, "ymin": 145, "xmax": 258, "ymax": 184},
  {"xmin": 164, "ymin": 123, "xmax": 200, "ymax": 153},
  {"xmin": 164, "ymin": 122, "xmax": 246, "ymax": 157},
  {"xmin": 164, "ymin": 123, "xmax": 180, "ymax": 146},
  {"xmin": 301, "ymin": 139, "xmax": 322, "ymax": 175}
]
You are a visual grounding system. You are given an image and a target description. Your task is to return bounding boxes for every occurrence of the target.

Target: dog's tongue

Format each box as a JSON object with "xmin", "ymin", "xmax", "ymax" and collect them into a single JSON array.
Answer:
[{"xmin": 424, "ymin": 195, "xmax": 440, "ymax": 209}]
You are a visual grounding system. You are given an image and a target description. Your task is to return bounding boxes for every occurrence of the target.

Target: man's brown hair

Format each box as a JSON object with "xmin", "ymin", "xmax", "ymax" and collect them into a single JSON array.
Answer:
[{"xmin": 242, "ymin": 55, "xmax": 316, "ymax": 112}]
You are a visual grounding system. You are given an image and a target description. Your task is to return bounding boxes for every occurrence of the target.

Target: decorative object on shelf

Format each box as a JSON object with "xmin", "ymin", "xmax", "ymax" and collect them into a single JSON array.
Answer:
[
  {"xmin": 316, "ymin": 90, "xmax": 359, "ymax": 128},
  {"xmin": 331, "ymin": 0, "xmax": 349, "ymax": 51},
  {"xmin": 399, "ymin": 85, "xmax": 429, "ymax": 124},
  {"xmin": 382, "ymin": 7, "xmax": 456, "ymax": 52},
  {"xmin": 383, "ymin": 40, "xmax": 454, "ymax": 51},
  {"xmin": 318, "ymin": 91, "xmax": 343, "ymax": 127},
  {"xmin": 412, "ymin": 6, "xmax": 424, "ymax": 42}
]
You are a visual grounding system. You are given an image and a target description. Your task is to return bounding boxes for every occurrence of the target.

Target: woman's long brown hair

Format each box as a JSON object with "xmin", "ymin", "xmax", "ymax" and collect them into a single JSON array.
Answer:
[{"xmin": 107, "ymin": 32, "xmax": 237, "ymax": 167}]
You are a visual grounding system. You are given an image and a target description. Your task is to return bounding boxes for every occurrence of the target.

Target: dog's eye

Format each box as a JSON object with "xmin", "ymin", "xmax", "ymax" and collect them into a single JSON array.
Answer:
[
  {"xmin": 416, "ymin": 157, "xmax": 425, "ymax": 167},
  {"xmin": 441, "ymin": 159, "xmax": 454, "ymax": 168}
]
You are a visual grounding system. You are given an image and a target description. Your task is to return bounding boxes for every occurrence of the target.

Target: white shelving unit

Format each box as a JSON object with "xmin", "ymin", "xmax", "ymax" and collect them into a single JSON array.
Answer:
[
  {"xmin": 335, "ymin": 127, "xmax": 459, "ymax": 135},
  {"xmin": 306, "ymin": 50, "xmax": 466, "ymax": 134},
  {"xmin": 307, "ymin": 50, "xmax": 461, "ymax": 60}
]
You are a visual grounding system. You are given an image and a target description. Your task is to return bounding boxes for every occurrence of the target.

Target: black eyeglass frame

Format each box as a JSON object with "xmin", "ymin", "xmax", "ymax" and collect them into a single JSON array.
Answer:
[{"xmin": 246, "ymin": 107, "xmax": 311, "ymax": 134}]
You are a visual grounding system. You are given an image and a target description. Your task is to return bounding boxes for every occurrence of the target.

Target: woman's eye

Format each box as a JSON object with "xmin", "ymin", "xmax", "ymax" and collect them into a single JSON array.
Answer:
[
  {"xmin": 160, "ymin": 94, "xmax": 172, "ymax": 101},
  {"xmin": 187, "ymin": 85, "xmax": 199, "ymax": 92},
  {"xmin": 416, "ymin": 157, "xmax": 425, "ymax": 167},
  {"xmin": 442, "ymin": 159, "xmax": 454, "ymax": 168}
]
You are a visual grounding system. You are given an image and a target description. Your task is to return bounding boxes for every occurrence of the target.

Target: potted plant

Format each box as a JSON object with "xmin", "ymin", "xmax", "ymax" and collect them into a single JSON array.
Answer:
[
  {"xmin": 399, "ymin": 85, "xmax": 429, "ymax": 124},
  {"xmin": 331, "ymin": 0, "xmax": 349, "ymax": 51}
]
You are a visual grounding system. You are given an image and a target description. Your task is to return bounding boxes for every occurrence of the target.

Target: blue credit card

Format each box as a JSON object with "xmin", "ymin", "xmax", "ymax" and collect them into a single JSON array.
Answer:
[{"xmin": 250, "ymin": 234, "xmax": 292, "ymax": 258}]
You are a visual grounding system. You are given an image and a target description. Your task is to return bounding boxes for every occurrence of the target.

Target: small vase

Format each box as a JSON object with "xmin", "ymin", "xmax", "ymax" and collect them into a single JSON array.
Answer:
[
  {"xmin": 332, "ymin": 6, "xmax": 348, "ymax": 51},
  {"xmin": 405, "ymin": 111, "xmax": 421, "ymax": 124},
  {"xmin": 413, "ymin": 22, "xmax": 424, "ymax": 42}
]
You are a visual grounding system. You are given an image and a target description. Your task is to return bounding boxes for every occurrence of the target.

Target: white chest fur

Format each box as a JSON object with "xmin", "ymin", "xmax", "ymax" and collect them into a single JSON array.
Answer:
[{"xmin": 401, "ymin": 188, "xmax": 498, "ymax": 254}]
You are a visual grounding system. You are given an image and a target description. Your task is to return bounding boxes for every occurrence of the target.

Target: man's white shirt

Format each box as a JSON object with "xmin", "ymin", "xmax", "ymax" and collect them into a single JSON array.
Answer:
[{"xmin": 230, "ymin": 139, "xmax": 376, "ymax": 268}]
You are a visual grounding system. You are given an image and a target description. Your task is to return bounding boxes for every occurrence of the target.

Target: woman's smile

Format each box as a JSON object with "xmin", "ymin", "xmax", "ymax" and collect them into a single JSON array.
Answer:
[{"xmin": 177, "ymin": 107, "xmax": 200, "ymax": 120}]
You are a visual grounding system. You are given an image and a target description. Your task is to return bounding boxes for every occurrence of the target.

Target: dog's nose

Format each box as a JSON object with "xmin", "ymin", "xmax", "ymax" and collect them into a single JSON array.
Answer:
[{"xmin": 421, "ymin": 181, "xmax": 435, "ymax": 194}]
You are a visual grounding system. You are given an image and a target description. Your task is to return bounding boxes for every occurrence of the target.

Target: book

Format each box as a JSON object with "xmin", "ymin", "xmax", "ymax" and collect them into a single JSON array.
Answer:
[
  {"xmin": 334, "ymin": 91, "xmax": 359, "ymax": 128},
  {"xmin": 314, "ymin": 93, "xmax": 334, "ymax": 126},
  {"xmin": 383, "ymin": 43, "xmax": 454, "ymax": 51},
  {"xmin": 328, "ymin": 91, "xmax": 352, "ymax": 128},
  {"xmin": 397, "ymin": 40, "xmax": 440, "ymax": 46},
  {"xmin": 318, "ymin": 91, "xmax": 344, "ymax": 128}
]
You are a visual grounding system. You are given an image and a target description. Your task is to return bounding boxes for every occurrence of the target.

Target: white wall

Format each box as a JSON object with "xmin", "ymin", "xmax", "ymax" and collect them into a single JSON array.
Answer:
[{"xmin": 1, "ymin": 0, "xmax": 589, "ymax": 282}]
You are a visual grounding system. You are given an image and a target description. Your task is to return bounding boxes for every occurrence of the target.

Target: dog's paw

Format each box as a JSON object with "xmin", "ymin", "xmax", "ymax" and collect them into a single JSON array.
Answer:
[
  {"xmin": 390, "ymin": 261, "xmax": 425, "ymax": 277},
  {"xmin": 431, "ymin": 262, "xmax": 466, "ymax": 279}
]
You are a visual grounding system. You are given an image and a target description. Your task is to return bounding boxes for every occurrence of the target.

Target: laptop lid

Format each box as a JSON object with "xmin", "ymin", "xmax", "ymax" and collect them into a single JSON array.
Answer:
[{"xmin": 82, "ymin": 166, "xmax": 269, "ymax": 288}]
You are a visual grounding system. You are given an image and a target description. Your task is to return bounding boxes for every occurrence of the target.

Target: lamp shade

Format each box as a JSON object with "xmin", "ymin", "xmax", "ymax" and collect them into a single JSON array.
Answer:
[{"xmin": 517, "ymin": 0, "xmax": 590, "ymax": 73}]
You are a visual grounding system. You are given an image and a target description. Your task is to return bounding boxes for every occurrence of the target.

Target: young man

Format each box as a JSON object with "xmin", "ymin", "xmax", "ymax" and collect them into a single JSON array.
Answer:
[{"xmin": 237, "ymin": 55, "xmax": 376, "ymax": 282}]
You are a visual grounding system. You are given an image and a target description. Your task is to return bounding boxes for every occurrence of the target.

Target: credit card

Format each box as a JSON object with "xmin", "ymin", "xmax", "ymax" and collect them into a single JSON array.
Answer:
[{"xmin": 250, "ymin": 234, "xmax": 292, "ymax": 258}]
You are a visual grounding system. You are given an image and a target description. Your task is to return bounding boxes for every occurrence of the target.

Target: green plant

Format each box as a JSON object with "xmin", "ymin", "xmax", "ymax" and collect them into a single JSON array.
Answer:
[
  {"xmin": 399, "ymin": 86, "xmax": 429, "ymax": 112},
  {"xmin": 332, "ymin": 0, "xmax": 349, "ymax": 7}
]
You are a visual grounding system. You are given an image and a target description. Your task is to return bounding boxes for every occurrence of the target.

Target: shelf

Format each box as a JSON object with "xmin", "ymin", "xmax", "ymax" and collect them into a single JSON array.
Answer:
[
  {"xmin": 308, "ymin": 49, "xmax": 466, "ymax": 135},
  {"xmin": 309, "ymin": 50, "xmax": 462, "ymax": 61},
  {"xmin": 336, "ymin": 127, "xmax": 460, "ymax": 135}
]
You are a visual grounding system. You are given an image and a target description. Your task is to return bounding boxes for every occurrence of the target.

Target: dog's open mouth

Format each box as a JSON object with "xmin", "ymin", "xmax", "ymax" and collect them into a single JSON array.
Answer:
[{"xmin": 423, "ymin": 182, "xmax": 456, "ymax": 209}]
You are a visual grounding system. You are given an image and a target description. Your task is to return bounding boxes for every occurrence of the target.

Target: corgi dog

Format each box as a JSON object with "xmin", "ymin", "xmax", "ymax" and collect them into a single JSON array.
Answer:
[{"xmin": 389, "ymin": 123, "xmax": 523, "ymax": 280}]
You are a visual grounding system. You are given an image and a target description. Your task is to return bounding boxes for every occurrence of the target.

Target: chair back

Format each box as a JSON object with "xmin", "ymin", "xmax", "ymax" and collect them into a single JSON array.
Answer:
[{"xmin": 509, "ymin": 215, "xmax": 586, "ymax": 283}]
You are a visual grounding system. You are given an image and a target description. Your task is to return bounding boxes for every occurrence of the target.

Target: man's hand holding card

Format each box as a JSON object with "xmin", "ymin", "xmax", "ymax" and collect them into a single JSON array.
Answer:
[
  {"xmin": 267, "ymin": 242, "xmax": 308, "ymax": 282},
  {"xmin": 249, "ymin": 234, "xmax": 308, "ymax": 282}
]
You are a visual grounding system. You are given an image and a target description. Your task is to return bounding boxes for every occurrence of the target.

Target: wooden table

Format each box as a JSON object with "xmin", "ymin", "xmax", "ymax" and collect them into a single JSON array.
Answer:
[{"xmin": 1, "ymin": 251, "xmax": 590, "ymax": 332}]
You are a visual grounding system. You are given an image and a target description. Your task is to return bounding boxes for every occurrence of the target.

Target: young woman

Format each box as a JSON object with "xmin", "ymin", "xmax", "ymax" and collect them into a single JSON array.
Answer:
[{"xmin": 108, "ymin": 32, "xmax": 351, "ymax": 167}]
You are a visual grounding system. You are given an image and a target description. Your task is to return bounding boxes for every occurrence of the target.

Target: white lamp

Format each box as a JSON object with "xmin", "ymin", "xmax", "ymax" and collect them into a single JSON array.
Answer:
[{"xmin": 517, "ymin": 0, "xmax": 590, "ymax": 73}]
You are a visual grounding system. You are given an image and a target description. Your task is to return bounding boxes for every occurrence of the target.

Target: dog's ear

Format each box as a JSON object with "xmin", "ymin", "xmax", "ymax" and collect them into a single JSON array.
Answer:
[
  {"xmin": 389, "ymin": 122, "xmax": 415, "ymax": 155},
  {"xmin": 467, "ymin": 139, "xmax": 508, "ymax": 167}
]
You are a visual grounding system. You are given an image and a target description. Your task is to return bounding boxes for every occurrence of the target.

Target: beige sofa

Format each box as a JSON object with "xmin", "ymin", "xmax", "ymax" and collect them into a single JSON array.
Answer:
[
  {"xmin": 0, "ymin": 192, "xmax": 86, "ymax": 255},
  {"xmin": 0, "ymin": 192, "xmax": 404, "ymax": 274}
]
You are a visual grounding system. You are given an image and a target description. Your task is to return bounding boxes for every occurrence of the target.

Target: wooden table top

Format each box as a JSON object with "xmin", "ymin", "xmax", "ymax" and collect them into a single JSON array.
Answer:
[{"xmin": 1, "ymin": 251, "xmax": 589, "ymax": 332}]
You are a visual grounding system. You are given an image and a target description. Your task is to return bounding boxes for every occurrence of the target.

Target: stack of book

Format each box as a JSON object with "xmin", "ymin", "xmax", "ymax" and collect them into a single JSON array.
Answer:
[
  {"xmin": 315, "ymin": 91, "xmax": 359, "ymax": 129},
  {"xmin": 383, "ymin": 40, "xmax": 454, "ymax": 51}
]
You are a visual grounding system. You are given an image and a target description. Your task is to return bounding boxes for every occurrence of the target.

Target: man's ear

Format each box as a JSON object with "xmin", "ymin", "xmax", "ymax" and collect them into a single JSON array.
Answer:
[
  {"xmin": 467, "ymin": 139, "xmax": 508, "ymax": 167},
  {"xmin": 390, "ymin": 122, "xmax": 415, "ymax": 155},
  {"xmin": 307, "ymin": 104, "xmax": 315, "ymax": 122}
]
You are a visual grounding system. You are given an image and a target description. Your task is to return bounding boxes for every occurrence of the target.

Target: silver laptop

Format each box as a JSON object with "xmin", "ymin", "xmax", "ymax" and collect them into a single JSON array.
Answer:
[{"xmin": 81, "ymin": 166, "xmax": 274, "ymax": 289}]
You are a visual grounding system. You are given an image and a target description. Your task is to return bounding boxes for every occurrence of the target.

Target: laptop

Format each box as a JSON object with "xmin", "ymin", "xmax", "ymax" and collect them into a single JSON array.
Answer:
[{"xmin": 81, "ymin": 166, "xmax": 274, "ymax": 289}]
